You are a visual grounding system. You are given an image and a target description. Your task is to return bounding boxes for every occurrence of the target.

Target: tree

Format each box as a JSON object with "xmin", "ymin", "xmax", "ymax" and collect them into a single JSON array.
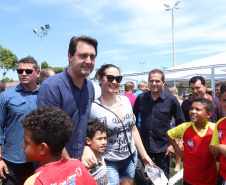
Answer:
[
  {"xmin": 41, "ymin": 61, "xmax": 49, "ymax": 69},
  {"xmin": 0, "ymin": 45, "xmax": 18, "ymax": 79},
  {"xmin": 52, "ymin": 67, "xmax": 64, "ymax": 74},
  {"xmin": 1, "ymin": 77, "xmax": 14, "ymax": 83}
]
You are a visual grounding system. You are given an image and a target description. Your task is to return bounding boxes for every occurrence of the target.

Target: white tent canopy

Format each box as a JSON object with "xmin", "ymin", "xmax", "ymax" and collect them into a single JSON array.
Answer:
[
  {"xmin": 166, "ymin": 52, "xmax": 226, "ymax": 71},
  {"xmin": 164, "ymin": 52, "xmax": 226, "ymax": 88}
]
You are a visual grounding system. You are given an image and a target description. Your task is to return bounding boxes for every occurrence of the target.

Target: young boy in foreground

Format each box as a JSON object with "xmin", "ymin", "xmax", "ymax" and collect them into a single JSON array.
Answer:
[
  {"xmin": 166, "ymin": 97, "xmax": 218, "ymax": 185},
  {"xmin": 86, "ymin": 121, "xmax": 110, "ymax": 185},
  {"xmin": 210, "ymin": 82, "xmax": 226, "ymax": 184},
  {"xmin": 22, "ymin": 106, "xmax": 97, "ymax": 185}
]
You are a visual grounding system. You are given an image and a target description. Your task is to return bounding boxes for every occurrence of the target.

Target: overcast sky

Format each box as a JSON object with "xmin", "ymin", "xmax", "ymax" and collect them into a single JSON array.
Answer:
[{"xmin": 1, "ymin": 0, "xmax": 226, "ymax": 81}]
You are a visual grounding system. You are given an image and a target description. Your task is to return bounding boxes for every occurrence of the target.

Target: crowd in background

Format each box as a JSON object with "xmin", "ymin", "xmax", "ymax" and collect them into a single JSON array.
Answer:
[{"xmin": 0, "ymin": 35, "xmax": 226, "ymax": 185}]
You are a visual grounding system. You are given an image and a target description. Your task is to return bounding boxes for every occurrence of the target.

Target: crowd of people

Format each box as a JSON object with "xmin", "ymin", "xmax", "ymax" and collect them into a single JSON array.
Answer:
[{"xmin": 0, "ymin": 35, "xmax": 226, "ymax": 185}]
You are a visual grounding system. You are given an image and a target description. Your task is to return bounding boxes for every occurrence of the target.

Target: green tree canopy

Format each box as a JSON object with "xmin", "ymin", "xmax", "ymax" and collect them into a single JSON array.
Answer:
[
  {"xmin": 1, "ymin": 77, "xmax": 14, "ymax": 83},
  {"xmin": 51, "ymin": 67, "xmax": 64, "ymax": 74},
  {"xmin": 41, "ymin": 61, "xmax": 49, "ymax": 69},
  {"xmin": 0, "ymin": 45, "xmax": 18, "ymax": 79}
]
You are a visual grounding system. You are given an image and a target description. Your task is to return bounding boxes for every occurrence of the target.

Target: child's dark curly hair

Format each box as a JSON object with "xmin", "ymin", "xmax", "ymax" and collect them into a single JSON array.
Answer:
[
  {"xmin": 87, "ymin": 121, "xmax": 108, "ymax": 140},
  {"xmin": 21, "ymin": 106, "xmax": 73, "ymax": 156}
]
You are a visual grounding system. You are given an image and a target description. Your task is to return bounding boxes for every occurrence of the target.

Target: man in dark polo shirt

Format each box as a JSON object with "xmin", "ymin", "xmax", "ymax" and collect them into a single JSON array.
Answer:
[
  {"xmin": 37, "ymin": 36, "xmax": 98, "ymax": 160},
  {"xmin": 133, "ymin": 69, "xmax": 185, "ymax": 179},
  {"xmin": 181, "ymin": 76, "xmax": 226, "ymax": 123}
]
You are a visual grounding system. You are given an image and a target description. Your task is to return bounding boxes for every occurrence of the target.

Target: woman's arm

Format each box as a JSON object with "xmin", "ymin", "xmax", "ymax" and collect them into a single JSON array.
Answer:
[{"xmin": 132, "ymin": 125, "xmax": 153, "ymax": 167}]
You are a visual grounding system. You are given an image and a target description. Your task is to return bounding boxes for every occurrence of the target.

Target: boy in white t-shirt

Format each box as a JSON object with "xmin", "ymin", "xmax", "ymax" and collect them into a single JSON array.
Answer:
[{"xmin": 86, "ymin": 121, "xmax": 110, "ymax": 185}]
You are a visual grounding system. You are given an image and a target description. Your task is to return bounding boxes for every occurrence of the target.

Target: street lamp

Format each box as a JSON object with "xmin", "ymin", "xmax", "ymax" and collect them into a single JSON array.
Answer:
[
  {"xmin": 33, "ymin": 24, "xmax": 52, "ymax": 69},
  {"xmin": 164, "ymin": 1, "xmax": 180, "ymax": 67},
  {"xmin": 139, "ymin": 62, "xmax": 145, "ymax": 81}
]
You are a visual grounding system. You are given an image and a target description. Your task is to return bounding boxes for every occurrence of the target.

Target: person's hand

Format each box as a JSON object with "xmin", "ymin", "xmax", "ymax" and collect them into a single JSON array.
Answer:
[
  {"xmin": 0, "ymin": 160, "xmax": 8, "ymax": 180},
  {"xmin": 82, "ymin": 146, "xmax": 97, "ymax": 169},
  {"xmin": 165, "ymin": 145, "xmax": 175, "ymax": 158},
  {"xmin": 141, "ymin": 154, "xmax": 154, "ymax": 168}
]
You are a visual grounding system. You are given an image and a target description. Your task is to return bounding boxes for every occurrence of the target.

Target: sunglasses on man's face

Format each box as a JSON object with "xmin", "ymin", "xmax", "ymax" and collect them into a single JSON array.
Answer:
[
  {"xmin": 17, "ymin": 69, "xmax": 35, "ymax": 75},
  {"xmin": 104, "ymin": 75, "xmax": 123, "ymax": 83}
]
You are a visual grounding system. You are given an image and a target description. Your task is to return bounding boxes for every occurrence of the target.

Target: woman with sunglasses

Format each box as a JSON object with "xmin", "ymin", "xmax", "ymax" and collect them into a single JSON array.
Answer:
[{"xmin": 83, "ymin": 64, "xmax": 153, "ymax": 185}]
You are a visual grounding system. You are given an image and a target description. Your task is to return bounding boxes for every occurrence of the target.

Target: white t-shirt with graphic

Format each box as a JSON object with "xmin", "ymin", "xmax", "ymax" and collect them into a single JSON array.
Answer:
[
  {"xmin": 90, "ymin": 155, "xmax": 110, "ymax": 185},
  {"xmin": 89, "ymin": 96, "xmax": 136, "ymax": 161}
]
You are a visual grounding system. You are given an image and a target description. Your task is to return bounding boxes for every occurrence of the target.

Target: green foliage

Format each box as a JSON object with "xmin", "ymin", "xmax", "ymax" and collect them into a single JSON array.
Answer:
[
  {"xmin": 51, "ymin": 67, "xmax": 64, "ymax": 74},
  {"xmin": 188, "ymin": 88, "xmax": 192, "ymax": 94},
  {"xmin": 1, "ymin": 77, "xmax": 14, "ymax": 83},
  {"xmin": 41, "ymin": 61, "xmax": 49, "ymax": 69},
  {"xmin": 26, "ymin": 55, "xmax": 36, "ymax": 60},
  {"xmin": 0, "ymin": 45, "xmax": 18, "ymax": 79}
]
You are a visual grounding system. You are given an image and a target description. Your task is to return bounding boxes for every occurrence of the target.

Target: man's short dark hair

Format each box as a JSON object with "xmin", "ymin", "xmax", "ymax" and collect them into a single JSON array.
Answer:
[
  {"xmin": 148, "ymin": 69, "xmax": 165, "ymax": 82},
  {"xmin": 189, "ymin": 76, "xmax": 206, "ymax": 86},
  {"xmin": 215, "ymin": 82, "xmax": 223, "ymax": 87},
  {"xmin": 193, "ymin": 97, "xmax": 213, "ymax": 113},
  {"xmin": 220, "ymin": 82, "xmax": 226, "ymax": 97},
  {"xmin": 0, "ymin": 82, "xmax": 5, "ymax": 92},
  {"xmin": 21, "ymin": 106, "xmax": 73, "ymax": 156},
  {"xmin": 18, "ymin": 57, "xmax": 38, "ymax": 70},
  {"xmin": 87, "ymin": 121, "xmax": 108, "ymax": 140},
  {"xmin": 125, "ymin": 81, "xmax": 134, "ymax": 92},
  {"xmin": 38, "ymin": 68, "xmax": 55, "ymax": 84},
  {"xmin": 68, "ymin": 36, "xmax": 98, "ymax": 56}
]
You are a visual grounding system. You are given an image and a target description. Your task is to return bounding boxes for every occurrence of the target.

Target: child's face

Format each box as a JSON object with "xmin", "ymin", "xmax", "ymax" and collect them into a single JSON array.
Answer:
[
  {"xmin": 87, "ymin": 131, "xmax": 107, "ymax": 153},
  {"xmin": 189, "ymin": 102, "xmax": 211, "ymax": 123},
  {"xmin": 22, "ymin": 129, "xmax": 40, "ymax": 162},
  {"xmin": 220, "ymin": 92, "xmax": 226, "ymax": 112}
]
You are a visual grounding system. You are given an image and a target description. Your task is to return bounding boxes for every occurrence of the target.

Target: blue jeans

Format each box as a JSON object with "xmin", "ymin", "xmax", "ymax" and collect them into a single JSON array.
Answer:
[
  {"xmin": 148, "ymin": 152, "xmax": 170, "ymax": 179},
  {"xmin": 105, "ymin": 151, "xmax": 137, "ymax": 185}
]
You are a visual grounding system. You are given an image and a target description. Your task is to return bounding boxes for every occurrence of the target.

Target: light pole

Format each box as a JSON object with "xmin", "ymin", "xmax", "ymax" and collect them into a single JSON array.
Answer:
[
  {"xmin": 33, "ymin": 24, "xmax": 51, "ymax": 69},
  {"xmin": 164, "ymin": 1, "xmax": 180, "ymax": 67},
  {"xmin": 139, "ymin": 62, "xmax": 145, "ymax": 81}
]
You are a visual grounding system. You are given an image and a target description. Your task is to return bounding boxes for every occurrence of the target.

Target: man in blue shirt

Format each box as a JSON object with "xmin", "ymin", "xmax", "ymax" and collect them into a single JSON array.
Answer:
[
  {"xmin": 133, "ymin": 69, "xmax": 185, "ymax": 179},
  {"xmin": 134, "ymin": 80, "xmax": 149, "ymax": 96},
  {"xmin": 37, "ymin": 36, "xmax": 98, "ymax": 161},
  {"xmin": 0, "ymin": 57, "xmax": 40, "ymax": 184}
]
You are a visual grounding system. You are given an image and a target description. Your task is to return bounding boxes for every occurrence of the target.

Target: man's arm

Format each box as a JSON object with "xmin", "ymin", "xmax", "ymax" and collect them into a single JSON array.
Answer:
[
  {"xmin": 166, "ymin": 132, "xmax": 183, "ymax": 159},
  {"xmin": 37, "ymin": 83, "xmax": 61, "ymax": 108},
  {"xmin": 0, "ymin": 146, "xmax": 8, "ymax": 180},
  {"xmin": 0, "ymin": 94, "xmax": 8, "ymax": 180}
]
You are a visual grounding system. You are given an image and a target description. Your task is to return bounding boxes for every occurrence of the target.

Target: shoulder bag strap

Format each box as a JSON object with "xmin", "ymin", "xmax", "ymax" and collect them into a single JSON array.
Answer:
[{"xmin": 93, "ymin": 101, "xmax": 135, "ymax": 166}]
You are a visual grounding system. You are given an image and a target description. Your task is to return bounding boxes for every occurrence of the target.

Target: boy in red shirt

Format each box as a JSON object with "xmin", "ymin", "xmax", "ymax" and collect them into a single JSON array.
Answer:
[
  {"xmin": 166, "ymin": 97, "xmax": 217, "ymax": 185},
  {"xmin": 22, "ymin": 106, "xmax": 97, "ymax": 185},
  {"xmin": 210, "ymin": 82, "xmax": 226, "ymax": 184}
]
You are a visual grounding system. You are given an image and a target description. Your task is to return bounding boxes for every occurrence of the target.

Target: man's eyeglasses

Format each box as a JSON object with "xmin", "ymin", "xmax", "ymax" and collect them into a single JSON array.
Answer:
[
  {"xmin": 17, "ymin": 69, "xmax": 35, "ymax": 75},
  {"xmin": 104, "ymin": 75, "xmax": 123, "ymax": 83}
]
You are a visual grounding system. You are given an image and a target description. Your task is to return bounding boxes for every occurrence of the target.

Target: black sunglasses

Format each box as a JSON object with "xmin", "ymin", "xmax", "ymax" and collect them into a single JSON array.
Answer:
[
  {"xmin": 17, "ymin": 69, "xmax": 35, "ymax": 75},
  {"xmin": 104, "ymin": 75, "xmax": 123, "ymax": 83}
]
